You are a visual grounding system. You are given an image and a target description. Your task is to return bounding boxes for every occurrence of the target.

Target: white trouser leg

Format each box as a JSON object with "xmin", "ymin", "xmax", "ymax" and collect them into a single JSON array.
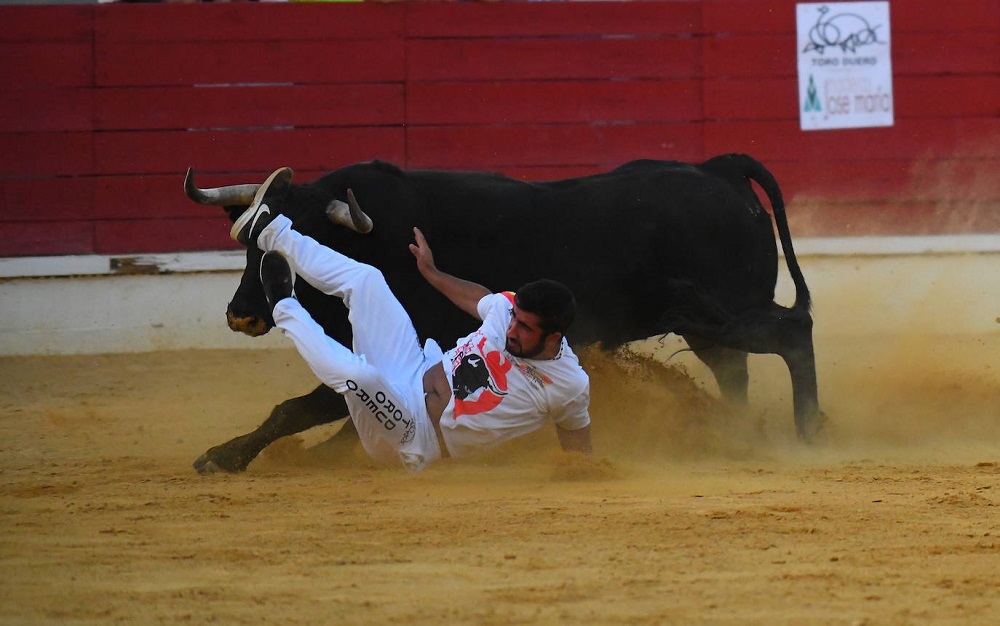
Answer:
[
  {"xmin": 273, "ymin": 298, "xmax": 442, "ymax": 470},
  {"xmin": 263, "ymin": 218, "xmax": 440, "ymax": 470},
  {"xmin": 260, "ymin": 216, "xmax": 424, "ymax": 381}
]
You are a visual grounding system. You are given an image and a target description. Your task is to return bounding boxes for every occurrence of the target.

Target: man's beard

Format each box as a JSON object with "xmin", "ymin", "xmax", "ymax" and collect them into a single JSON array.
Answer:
[{"xmin": 506, "ymin": 338, "xmax": 545, "ymax": 359}]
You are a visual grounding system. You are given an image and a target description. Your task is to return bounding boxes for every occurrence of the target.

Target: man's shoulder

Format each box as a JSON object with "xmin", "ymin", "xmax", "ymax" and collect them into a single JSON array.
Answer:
[
  {"xmin": 546, "ymin": 344, "xmax": 590, "ymax": 384},
  {"xmin": 476, "ymin": 292, "xmax": 514, "ymax": 323}
]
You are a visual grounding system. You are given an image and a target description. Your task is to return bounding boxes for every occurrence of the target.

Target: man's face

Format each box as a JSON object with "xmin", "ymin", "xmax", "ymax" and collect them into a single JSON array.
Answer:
[{"xmin": 505, "ymin": 305, "xmax": 551, "ymax": 359}]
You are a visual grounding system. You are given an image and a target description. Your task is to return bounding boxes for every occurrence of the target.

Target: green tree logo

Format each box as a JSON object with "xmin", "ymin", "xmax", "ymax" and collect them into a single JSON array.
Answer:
[{"xmin": 803, "ymin": 75, "xmax": 822, "ymax": 113}]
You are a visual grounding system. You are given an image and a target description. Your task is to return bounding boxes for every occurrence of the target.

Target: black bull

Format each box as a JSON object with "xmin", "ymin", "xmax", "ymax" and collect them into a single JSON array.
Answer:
[{"xmin": 185, "ymin": 154, "xmax": 824, "ymax": 473}]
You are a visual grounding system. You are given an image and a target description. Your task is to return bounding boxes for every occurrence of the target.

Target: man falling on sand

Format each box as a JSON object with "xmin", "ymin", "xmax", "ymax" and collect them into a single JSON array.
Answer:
[{"xmin": 229, "ymin": 176, "xmax": 592, "ymax": 471}]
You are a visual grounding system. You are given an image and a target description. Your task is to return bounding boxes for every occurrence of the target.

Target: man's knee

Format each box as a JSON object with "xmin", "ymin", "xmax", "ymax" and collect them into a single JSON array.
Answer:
[
  {"xmin": 355, "ymin": 263, "xmax": 387, "ymax": 290},
  {"xmin": 343, "ymin": 375, "xmax": 417, "ymax": 448},
  {"xmin": 339, "ymin": 262, "xmax": 386, "ymax": 301}
]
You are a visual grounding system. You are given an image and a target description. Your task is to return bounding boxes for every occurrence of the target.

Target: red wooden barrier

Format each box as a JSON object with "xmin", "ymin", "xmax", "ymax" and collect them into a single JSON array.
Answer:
[{"xmin": 1, "ymin": 0, "xmax": 998, "ymax": 257}]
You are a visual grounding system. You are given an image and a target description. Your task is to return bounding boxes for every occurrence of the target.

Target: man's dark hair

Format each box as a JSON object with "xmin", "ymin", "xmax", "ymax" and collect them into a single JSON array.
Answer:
[{"xmin": 514, "ymin": 279, "xmax": 576, "ymax": 336}]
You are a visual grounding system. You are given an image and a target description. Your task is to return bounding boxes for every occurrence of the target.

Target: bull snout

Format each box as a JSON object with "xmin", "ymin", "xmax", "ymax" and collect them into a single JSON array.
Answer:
[{"xmin": 226, "ymin": 304, "xmax": 273, "ymax": 337}]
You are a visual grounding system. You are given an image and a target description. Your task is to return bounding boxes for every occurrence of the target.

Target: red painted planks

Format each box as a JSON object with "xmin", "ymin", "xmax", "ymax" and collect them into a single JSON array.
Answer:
[
  {"xmin": 0, "ymin": 5, "xmax": 93, "ymax": 42},
  {"xmin": 895, "ymin": 76, "xmax": 1000, "ymax": 118},
  {"xmin": 0, "ymin": 89, "xmax": 94, "ymax": 133},
  {"xmin": 702, "ymin": 0, "xmax": 794, "ymax": 35},
  {"xmin": 702, "ymin": 35, "xmax": 798, "ymax": 79},
  {"xmin": 405, "ymin": 1, "xmax": 701, "ymax": 38},
  {"xmin": 775, "ymin": 159, "xmax": 915, "ymax": 203},
  {"xmin": 889, "ymin": 0, "xmax": 1000, "ymax": 33},
  {"xmin": 407, "ymin": 80, "xmax": 701, "ymax": 126},
  {"xmin": 95, "ymin": 3, "xmax": 403, "ymax": 43},
  {"xmin": 407, "ymin": 123, "xmax": 703, "ymax": 170},
  {"xmin": 1, "ymin": 0, "xmax": 998, "ymax": 260},
  {"xmin": 94, "ymin": 84, "xmax": 403, "ymax": 131},
  {"xmin": 0, "ymin": 132, "xmax": 94, "ymax": 177},
  {"xmin": 704, "ymin": 118, "xmax": 1000, "ymax": 163},
  {"xmin": 0, "ymin": 174, "xmax": 228, "ymax": 225},
  {"xmin": 704, "ymin": 78, "xmax": 798, "ymax": 121},
  {"xmin": 770, "ymin": 158, "xmax": 1000, "ymax": 204},
  {"xmin": 408, "ymin": 38, "xmax": 701, "ymax": 82},
  {"xmin": 0, "ymin": 177, "xmax": 94, "ymax": 222},
  {"xmin": 2, "ymin": 43, "xmax": 93, "ymax": 88},
  {"xmin": 93, "ymin": 175, "xmax": 228, "ymax": 221},
  {"xmin": 96, "ymin": 39, "xmax": 405, "ymax": 87},
  {"xmin": 0, "ymin": 175, "xmax": 219, "ymax": 224},
  {"xmin": 894, "ymin": 32, "xmax": 1000, "ymax": 76},
  {"xmin": 94, "ymin": 217, "xmax": 237, "ymax": 255},
  {"xmin": 786, "ymin": 200, "xmax": 1000, "ymax": 238},
  {"xmin": 93, "ymin": 127, "xmax": 404, "ymax": 176},
  {"xmin": 0, "ymin": 221, "xmax": 94, "ymax": 257}
]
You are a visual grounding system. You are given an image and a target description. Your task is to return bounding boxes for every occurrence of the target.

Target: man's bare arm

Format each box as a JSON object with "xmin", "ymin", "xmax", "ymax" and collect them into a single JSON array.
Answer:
[
  {"xmin": 409, "ymin": 227, "xmax": 491, "ymax": 319},
  {"xmin": 556, "ymin": 424, "xmax": 593, "ymax": 455}
]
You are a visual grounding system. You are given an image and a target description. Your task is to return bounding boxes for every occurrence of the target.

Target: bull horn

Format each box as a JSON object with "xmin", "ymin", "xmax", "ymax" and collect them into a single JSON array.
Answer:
[
  {"xmin": 325, "ymin": 188, "xmax": 374, "ymax": 234},
  {"xmin": 184, "ymin": 167, "xmax": 260, "ymax": 206}
]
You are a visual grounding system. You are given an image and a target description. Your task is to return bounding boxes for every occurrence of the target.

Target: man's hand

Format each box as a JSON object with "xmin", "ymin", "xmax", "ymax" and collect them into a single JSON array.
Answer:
[
  {"xmin": 556, "ymin": 424, "xmax": 593, "ymax": 455},
  {"xmin": 408, "ymin": 227, "xmax": 490, "ymax": 319},
  {"xmin": 408, "ymin": 227, "xmax": 437, "ymax": 280}
]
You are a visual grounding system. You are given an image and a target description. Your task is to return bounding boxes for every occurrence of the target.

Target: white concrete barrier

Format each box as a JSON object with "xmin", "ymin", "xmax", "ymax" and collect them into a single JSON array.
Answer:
[
  {"xmin": 1, "ymin": 235, "xmax": 997, "ymax": 356},
  {"xmin": 775, "ymin": 235, "xmax": 1000, "ymax": 337},
  {"xmin": 0, "ymin": 251, "xmax": 287, "ymax": 355}
]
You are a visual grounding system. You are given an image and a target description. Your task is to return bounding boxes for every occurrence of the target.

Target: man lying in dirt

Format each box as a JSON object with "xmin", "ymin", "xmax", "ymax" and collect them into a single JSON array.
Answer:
[{"xmin": 228, "ymin": 185, "xmax": 593, "ymax": 472}]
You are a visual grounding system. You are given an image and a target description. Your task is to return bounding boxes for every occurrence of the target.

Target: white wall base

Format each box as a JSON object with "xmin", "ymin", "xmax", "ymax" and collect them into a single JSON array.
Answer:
[
  {"xmin": 0, "ymin": 272, "xmax": 288, "ymax": 355},
  {"xmin": 1, "ymin": 236, "xmax": 997, "ymax": 356}
]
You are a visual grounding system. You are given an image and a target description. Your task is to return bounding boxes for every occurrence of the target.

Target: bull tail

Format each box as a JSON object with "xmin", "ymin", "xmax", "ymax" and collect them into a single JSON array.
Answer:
[
  {"xmin": 698, "ymin": 155, "xmax": 822, "ymax": 440},
  {"xmin": 704, "ymin": 153, "xmax": 811, "ymax": 313}
]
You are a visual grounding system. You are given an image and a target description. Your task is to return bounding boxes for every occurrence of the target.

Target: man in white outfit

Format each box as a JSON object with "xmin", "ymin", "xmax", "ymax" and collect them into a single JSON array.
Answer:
[{"xmin": 230, "ymin": 170, "xmax": 593, "ymax": 472}]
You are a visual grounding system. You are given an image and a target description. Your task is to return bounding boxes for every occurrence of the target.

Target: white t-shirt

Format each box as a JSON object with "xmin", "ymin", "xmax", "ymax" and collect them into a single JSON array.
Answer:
[{"xmin": 438, "ymin": 292, "xmax": 591, "ymax": 458}]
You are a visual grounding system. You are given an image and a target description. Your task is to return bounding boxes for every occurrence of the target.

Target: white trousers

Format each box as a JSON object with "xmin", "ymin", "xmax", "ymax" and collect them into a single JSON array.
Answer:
[{"xmin": 261, "ymin": 215, "xmax": 443, "ymax": 471}]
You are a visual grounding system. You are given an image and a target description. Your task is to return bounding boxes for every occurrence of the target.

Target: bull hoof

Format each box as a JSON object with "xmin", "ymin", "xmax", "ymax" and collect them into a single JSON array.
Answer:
[
  {"xmin": 193, "ymin": 450, "xmax": 244, "ymax": 474},
  {"xmin": 193, "ymin": 456, "xmax": 224, "ymax": 474},
  {"xmin": 797, "ymin": 410, "xmax": 830, "ymax": 443}
]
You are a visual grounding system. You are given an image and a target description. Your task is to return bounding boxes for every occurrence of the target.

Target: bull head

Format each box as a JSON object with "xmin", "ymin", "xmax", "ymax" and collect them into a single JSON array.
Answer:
[
  {"xmin": 184, "ymin": 167, "xmax": 374, "ymax": 234},
  {"xmin": 185, "ymin": 167, "xmax": 377, "ymax": 337}
]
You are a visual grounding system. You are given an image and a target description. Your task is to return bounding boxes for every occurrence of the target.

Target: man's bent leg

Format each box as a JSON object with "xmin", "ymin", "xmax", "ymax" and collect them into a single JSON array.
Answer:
[
  {"xmin": 260, "ymin": 215, "xmax": 424, "ymax": 375},
  {"xmin": 273, "ymin": 298, "xmax": 438, "ymax": 470},
  {"xmin": 258, "ymin": 215, "xmax": 375, "ymax": 306},
  {"xmin": 272, "ymin": 297, "xmax": 363, "ymax": 394}
]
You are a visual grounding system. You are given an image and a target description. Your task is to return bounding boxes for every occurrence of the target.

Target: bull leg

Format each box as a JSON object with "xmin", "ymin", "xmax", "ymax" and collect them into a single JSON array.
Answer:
[
  {"xmin": 737, "ymin": 308, "xmax": 825, "ymax": 441},
  {"xmin": 193, "ymin": 384, "xmax": 347, "ymax": 474},
  {"xmin": 684, "ymin": 337, "xmax": 749, "ymax": 407},
  {"xmin": 724, "ymin": 308, "xmax": 825, "ymax": 441},
  {"xmin": 678, "ymin": 307, "xmax": 825, "ymax": 441},
  {"xmin": 778, "ymin": 329, "xmax": 826, "ymax": 442}
]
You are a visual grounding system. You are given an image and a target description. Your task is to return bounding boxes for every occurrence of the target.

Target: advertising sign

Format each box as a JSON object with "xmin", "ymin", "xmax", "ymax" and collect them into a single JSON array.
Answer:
[{"xmin": 797, "ymin": 2, "xmax": 894, "ymax": 131}]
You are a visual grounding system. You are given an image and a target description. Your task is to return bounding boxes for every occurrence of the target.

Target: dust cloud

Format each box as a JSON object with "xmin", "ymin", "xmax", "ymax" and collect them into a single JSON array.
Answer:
[{"xmin": 260, "ymin": 319, "xmax": 998, "ymax": 476}]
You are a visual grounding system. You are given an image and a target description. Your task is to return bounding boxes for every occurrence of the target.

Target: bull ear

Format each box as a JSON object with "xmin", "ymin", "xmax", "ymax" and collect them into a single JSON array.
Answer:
[
  {"xmin": 325, "ymin": 188, "xmax": 374, "ymax": 234},
  {"xmin": 184, "ymin": 167, "xmax": 260, "ymax": 207}
]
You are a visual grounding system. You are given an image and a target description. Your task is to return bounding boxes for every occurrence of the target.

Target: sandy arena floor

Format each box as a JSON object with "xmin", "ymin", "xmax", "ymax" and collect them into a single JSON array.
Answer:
[{"xmin": 1, "ymin": 328, "xmax": 998, "ymax": 624}]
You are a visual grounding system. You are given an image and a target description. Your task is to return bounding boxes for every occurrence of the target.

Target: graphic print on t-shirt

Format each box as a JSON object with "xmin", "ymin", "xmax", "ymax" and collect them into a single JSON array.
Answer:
[{"xmin": 450, "ymin": 335, "xmax": 511, "ymax": 418}]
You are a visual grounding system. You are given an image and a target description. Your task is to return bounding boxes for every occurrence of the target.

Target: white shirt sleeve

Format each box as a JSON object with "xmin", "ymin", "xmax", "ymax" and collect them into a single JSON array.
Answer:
[
  {"xmin": 475, "ymin": 292, "xmax": 515, "ymax": 337},
  {"xmin": 550, "ymin": 379, "xmax": 591, "ymax": 431}
]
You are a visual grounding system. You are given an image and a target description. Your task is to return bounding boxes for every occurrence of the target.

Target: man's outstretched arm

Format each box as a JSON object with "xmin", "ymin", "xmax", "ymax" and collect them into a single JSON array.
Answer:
[
  {"xmin": 556, "ymin": 424, "xmax": 593, "ymax": 455},
  {"xmin": 409, "ymin": 227, "xmax": 491, "ymax": 320}
]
